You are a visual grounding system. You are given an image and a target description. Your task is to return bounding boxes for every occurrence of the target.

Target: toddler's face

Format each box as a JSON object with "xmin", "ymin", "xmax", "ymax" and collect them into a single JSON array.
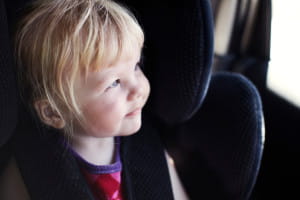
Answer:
[{"xmin": 73, "ymin": 49, "xmax": 150, "ymax": 138}]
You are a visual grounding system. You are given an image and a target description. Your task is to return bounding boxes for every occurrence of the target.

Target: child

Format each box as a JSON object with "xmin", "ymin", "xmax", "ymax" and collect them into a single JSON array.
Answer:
[{"xmin": 0, "ymin": 0, "xmax": 188, "ymax": 199}]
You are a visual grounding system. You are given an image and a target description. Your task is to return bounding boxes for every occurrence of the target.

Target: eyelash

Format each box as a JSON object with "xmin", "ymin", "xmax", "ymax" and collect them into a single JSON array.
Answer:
[
  {"xmin": 105, "ymin": 61, "xmax": 143, "ymax": 91},
  {"xmin": 107, "ymin": 79, "xmax": 120, "ymax": 90}
]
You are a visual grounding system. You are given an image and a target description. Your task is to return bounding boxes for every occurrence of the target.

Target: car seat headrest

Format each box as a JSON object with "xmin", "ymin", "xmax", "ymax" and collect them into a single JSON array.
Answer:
[{"xmin": 124, "ymin": 0, "xmax": 214, "ymax": 125}]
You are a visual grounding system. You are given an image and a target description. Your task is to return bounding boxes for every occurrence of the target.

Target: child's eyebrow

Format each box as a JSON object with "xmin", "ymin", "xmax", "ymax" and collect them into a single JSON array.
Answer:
[{"xmin": 89, "ymin": 68, "xmax": 113, "ymax": 86}]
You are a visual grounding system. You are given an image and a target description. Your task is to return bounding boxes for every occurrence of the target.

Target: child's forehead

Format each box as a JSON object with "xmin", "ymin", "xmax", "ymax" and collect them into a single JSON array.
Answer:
[
  {"xmin": 95, "ymin": 46, "xmax": 142, "ymax": 71},
  {"xmin": 81, "ymin": 48, "xmax": 142, "ymax": 81}
]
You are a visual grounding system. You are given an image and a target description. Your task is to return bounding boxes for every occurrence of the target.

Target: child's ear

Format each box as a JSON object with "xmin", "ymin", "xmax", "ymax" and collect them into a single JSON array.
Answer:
[{"xmin": 34, "ymin": 100, "xmax": 66, "ymax": 129}]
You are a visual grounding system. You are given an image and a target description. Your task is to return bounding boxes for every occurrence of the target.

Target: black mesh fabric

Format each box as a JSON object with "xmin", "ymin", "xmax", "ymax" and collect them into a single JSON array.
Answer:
[
  {"xmin": 165, "ymin": 72, "xmax": 264, "ymax": 200},
  {"xmin": 121, "ymin": 0, "xmax": 214, "ymax": 124},
  {"xmin": 0, "ymin": 0, "xmax": 18, "ymax": 147},
  {"xmin": 12, "ymin": 110, "xmax": 95, "ymax": 200}
]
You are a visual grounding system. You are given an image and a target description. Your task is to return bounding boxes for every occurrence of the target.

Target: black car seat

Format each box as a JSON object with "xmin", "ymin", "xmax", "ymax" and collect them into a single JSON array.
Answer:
[
  {"xmin": 212, "ymin": 0, "xmax": 300, "ymax": 199},
  {"xmin": 0, "ymin": 0, "xmax": 18, "ymax": 172},
  {"xmin": 121, "ymin": 0, "xmax": 264, "ymax": 199},
  {"xmin": 0, "ymin": 0, "xmax": 264, "ymax": 199}
]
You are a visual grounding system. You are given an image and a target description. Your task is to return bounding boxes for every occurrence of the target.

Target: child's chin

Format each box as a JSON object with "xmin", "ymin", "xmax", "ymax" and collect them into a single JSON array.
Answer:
[
  {"xmin": 122, "ymin": 123, "xmax": 142, "ymax": 137},
  {"xmin": 126, "ymin": 127, "xmax": 142, "ymax": 136}
]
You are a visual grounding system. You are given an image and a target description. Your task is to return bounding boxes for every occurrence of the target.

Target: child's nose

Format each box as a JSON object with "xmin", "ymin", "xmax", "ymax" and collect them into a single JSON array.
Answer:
[{"xmin": 127, "ymin": 84, "xmax": 143, "ymax": 101}]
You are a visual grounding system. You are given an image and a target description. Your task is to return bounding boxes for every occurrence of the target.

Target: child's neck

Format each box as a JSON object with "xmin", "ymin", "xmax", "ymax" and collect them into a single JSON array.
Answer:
[{"xmin": 70, "ymin": 136, "xmax": 115, "ymax": 166}]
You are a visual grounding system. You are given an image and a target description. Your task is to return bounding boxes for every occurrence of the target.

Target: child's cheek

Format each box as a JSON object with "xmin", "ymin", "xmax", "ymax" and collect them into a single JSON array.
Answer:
[{"xmin": 82, "ymin": 97, "xmax": 124, "ymax": 135}]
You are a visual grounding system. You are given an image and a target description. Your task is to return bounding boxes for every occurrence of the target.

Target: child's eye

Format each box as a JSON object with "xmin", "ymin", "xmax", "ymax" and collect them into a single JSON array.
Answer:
[{"xmin": 107, "ymin": 79, "xmax": 120, "ymax": 90}]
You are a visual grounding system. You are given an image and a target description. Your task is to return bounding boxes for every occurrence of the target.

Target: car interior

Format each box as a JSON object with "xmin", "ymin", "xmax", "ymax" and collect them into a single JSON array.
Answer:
[
  {"xmin": 212, "ymin": 0, "xmax": 300, "ymax": 199},
  {"xmin": 1, "ymin": 0, "xmax": 298, "ymax": 199}
]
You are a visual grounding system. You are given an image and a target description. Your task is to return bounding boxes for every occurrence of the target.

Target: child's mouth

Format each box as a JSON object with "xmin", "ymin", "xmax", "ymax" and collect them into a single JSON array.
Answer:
[{"xmin": 126, "ymin": 108, "xmax": 142, "ymax": 117}]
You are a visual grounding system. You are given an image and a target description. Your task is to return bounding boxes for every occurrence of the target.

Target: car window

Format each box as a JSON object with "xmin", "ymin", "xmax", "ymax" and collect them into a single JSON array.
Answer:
[{"xmin": 267, "ymin": 0, "xmax": 300, "ymax": 108}]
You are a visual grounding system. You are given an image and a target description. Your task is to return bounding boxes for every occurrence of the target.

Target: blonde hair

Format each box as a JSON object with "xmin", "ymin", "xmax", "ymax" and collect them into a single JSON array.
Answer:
[{"xmin": 15, "ymin": 0, "xmax": 144, "ymax": 135}]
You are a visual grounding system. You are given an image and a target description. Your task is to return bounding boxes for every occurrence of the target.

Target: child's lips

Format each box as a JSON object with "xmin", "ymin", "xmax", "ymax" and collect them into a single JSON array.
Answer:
[{"xmin": 126, "ymin": 108, "xmax": 142, "ymax": 117}]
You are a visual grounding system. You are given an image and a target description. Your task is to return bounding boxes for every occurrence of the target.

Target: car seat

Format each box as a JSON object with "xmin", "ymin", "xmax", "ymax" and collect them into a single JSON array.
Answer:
[
  {"xmin": 0, "ymin": 0, "xmax": 264, "ymax": 199},
  {"xmin": 121, "ymin": 0, "xmax": 264, "ymax": 199},
  {"xmin": 0, "ymin": 0, "xmax": 18, "ymax": 173}
]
